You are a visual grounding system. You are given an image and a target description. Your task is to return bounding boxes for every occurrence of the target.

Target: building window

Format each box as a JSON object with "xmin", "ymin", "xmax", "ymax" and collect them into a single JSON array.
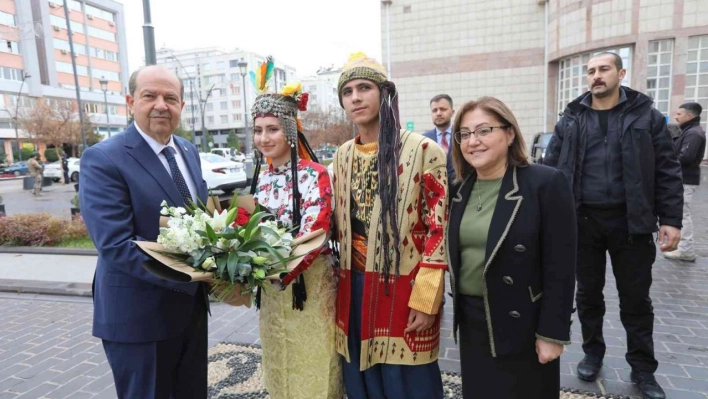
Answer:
[
  {"xmin": 207, "ymin": 116, "xmax": 214, "ymax": 124},
  {"xmin": 0, "ymin": 67, "xmax": 24, "ymax": 82},
  {"xmin": 0, "ymin": 41, "xmax": 20, "ymax": 55},
  {"xmin": 685, "ymin": 35, "xmax": 708, "ymax": 130},
  {"xmin": 232, "ymin": 100, "xmax": 241, "ymax": 108},
  {"xmin": 54, "ymin": 38, "xmax": 86, "ymax": 55},
  {"xmin": 206, "ymin": 103, "xmax": 214, "ymax": 112},
  {"xmin": 57, "ymin": 61, "xmax": 88, "ymax": 76},
  {"xmin": 84, "ymin": 103, "xmax": 100, "ymax": 114},
  {"xmin": 230, "ymin": 85, "xmax": 240, "ymax": 95},
  {"xmin": 90, "ymin": 47, "xmax": 118, "ymax": 61},
  {"xmin": 220, "ymin": 115, "xmax": 228, "ymax": 123},
  {"xmin": 646, "ymin": 40, "xmax": 673, "ymax": 116},
  {"xmin": 214, "ymin": 88, "xmax": 224, "ymax": 97},
  {"xmin": 232, "ymin": 114, "xmax": 241, "ymax": 121},
  {"xmin": 220, "ymin": 101, "xmax": 227, "ymax": 110},
  {"xmin": 93, "ymin": 68, "xmax": 119, "ymax": 82},
  {"xmin": 215, "ymin": 62, "xmax": 225, "ymax": 70},
  {"xmin": 85, "ymin": 4, "xmax": 115, "ymax": 22},
  {"xmin": 0, "ymin": 11, "xmax": 16, "ymax": 27},
  {"xmin": 87, "ymin": 26, "xmax": 116, "ymax": 42},
  {"xmin": 557, "ymin": 47, "xmax": 633, "ymax": 115},
  {"xmin": 50, "ymin": 15, "xmax": 84, "ymax": 33},
  {"xmin": 229, "ymin": 60, "xmax": 240, "ymax": 68},
  {"xmin": 202, "ymin": 64, "xmax": 211, "ymax": 72}
]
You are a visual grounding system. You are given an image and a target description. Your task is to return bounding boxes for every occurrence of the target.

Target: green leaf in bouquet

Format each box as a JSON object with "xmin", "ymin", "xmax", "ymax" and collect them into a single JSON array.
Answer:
[
  {"xmin": 242, "ymin": 210, "xmax": 271, "ymax": 240},
  {"xmin": 258, "ymin": 225, "xmax": 283, "ymax": 242},
  {"xmin": 196, "ymin": 230, "xmax": 208, "ymax": 238},
  {"xmin": 216, "ymin": 255, "xmax": 227, "ymax": 278},
  {"xmin": 192, "ymin": 249, "xmax": 209, "ymax": 268},
  {"xmin": 228, "ymin": 191, "xmax": 239, "ymax": 211},
  {"xmin": 227, "ymin": 251, "xmax": 238, "ymax": 282},
  {"xmin": 223, "ymin": 208, "xmax": 239, "ymax": 230},
  {"xmin": 205, "ymin": 223, "xmax": 218, "ymax": 243}
]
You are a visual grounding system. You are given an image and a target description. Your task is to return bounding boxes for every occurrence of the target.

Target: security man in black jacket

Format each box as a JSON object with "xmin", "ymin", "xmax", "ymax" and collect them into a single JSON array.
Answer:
[
  {"xmin": 664, "ymin": 102, "xmax": 706, "ymax": 262},
  {"xmin": 544, "ymin": 52, "xmax": 683, "ymax": 399}
]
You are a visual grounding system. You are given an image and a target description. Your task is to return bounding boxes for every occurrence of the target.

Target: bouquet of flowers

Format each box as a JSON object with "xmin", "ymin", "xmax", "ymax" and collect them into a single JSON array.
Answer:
[{"xmin": 136, "ymin": 193, "xmax": 326, "ymax": 306}]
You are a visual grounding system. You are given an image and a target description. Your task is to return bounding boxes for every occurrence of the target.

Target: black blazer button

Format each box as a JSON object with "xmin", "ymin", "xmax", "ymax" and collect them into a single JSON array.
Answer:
[
  {"xmin": 503, "ymin": 276, "xmax": 514, "ymax": 285},
  {"xmin": 509, "ymin": 311, "xmax": 521, "ymax": 318},
  {"xmin": 514, "ymin": 245, "xmax": 526, "ymax": 252}
]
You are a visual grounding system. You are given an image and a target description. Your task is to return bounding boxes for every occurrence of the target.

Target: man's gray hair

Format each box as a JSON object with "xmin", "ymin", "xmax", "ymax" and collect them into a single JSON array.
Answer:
[{"xmin": 128, "ymin": 66, "xmax": 184, "ymax": 100}]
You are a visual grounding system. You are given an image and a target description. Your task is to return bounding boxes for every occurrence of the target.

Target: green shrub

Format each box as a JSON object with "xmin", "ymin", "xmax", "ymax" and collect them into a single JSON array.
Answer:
[
  {"xmin": 44, "ymin": 148, "xmax": 59, "ymax": 163},
  {"xmin": 0, "ymin": 213, "xmax": 90, "ymax": 246},
  {"xmin": 70, "ymin": 194, "xmax": 80, "ymax": 209}
]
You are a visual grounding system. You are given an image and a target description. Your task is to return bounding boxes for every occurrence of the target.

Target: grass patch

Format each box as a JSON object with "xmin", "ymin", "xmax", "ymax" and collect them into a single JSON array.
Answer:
[{"xmin": 54, "ymin": 236, "xmax": 95, "ymax": 248}]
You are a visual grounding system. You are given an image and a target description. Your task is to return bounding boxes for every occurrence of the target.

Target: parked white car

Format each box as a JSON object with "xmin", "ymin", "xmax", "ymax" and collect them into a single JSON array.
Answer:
[
  {"xmin": 43, "ymin": 162, "xmax": 63, "ymax": 182},
  {"xmin": 43, "ymin": 157, "xmax": 79, "ymax": 182},
  {"xmin": 68, "ymin": 158, "xmax": 80, "ymax": 182},
  {"xmin": 211, "ymin": 148, "xmax": 247, "ymax": 163},
  {"xmin": 199, "ymin": 153, "xmax": 247, "ymax": 194}
]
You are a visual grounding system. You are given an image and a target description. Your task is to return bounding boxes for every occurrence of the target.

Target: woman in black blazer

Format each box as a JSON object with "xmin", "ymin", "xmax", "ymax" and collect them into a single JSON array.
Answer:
[{"xmin": 447, "ymin": 97, "xmax": 576, "ymax": 398}]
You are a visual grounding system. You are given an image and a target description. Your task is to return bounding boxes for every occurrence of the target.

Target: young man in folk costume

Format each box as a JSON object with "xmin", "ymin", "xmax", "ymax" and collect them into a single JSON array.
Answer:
[
  {"xmin": 249, "ymin": 58, "xmax": 343, "ymax": 399},
  {"xmin": 332, "ymin": 53, "xmax": 449, "ymax": 398}
]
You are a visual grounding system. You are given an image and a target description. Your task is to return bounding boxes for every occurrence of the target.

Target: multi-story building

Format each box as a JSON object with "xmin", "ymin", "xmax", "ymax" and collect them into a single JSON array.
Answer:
[
  {"xmin": 0, "ymin": 0, "xmax": 129, "ymax": 162},
  {"xmin": 382, "ymin": 0, "xmax": 708, "ymax": 156},
  {"xmin": 156, "ymin": 47, "xmax": 297, "ymax": 151},
  {"xmin": 301, "ymin": 66, "xmax": 342, "ymax": 113}
]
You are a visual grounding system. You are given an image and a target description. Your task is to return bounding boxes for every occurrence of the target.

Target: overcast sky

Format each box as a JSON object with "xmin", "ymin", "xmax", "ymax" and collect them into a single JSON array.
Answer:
[{"xmin": 122, "ymin": 0, "xmax": 383, "ymax": 77}]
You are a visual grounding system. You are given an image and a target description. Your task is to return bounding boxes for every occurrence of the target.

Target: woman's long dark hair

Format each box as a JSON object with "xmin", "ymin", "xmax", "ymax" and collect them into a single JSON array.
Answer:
[{"xmin": 377, "ymin": 81, "xmax": 402, "ymax": 293}]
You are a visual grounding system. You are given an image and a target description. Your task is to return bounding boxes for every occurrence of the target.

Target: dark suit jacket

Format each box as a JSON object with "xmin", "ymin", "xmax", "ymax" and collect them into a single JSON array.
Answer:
[
  {"xmin": 448, "ymin": 165, "xmax": 576, "ymax": 357},
  {"xmin": 80, "ymin": 124, "xmax": 209, "ymax": 343},
  {"xmin": 423, "ymin": 128, "xmax": 455, "ymax": 181}
]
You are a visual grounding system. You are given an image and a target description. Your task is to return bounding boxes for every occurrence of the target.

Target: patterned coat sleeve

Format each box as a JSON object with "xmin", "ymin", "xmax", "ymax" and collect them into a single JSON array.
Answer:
[
  {"xmin": 280, "ymin": 164, "xmax": 334, "ymax": 286},
  {"xmin": 408, "ymin": 141, "xmax": 449, "ymax": 315}
]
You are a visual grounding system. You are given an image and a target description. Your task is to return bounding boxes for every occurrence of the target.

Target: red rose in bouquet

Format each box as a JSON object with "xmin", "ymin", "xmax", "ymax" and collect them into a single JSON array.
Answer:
[{"xmin": 231, "ymin": 207, "xmax": 252, "ymax": 228}]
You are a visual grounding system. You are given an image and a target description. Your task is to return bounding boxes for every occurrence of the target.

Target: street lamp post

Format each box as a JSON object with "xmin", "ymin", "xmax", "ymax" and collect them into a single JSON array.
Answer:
[
  {"xmin": 12, "ymin": 72, "xmax": 30, "ymax": 162},
  {"xmin": 142, "ymin": 0, "xmax": 156, "ymax": 65},
  {"xmin": 62, "ymin": 0, "xmax": 87, "ymax": 153},
  {"xmin": 200, "ymin": 84, "xmax": 216, "ymax": 152},
  {"xmin": 166, "ymin": 54, "xmax": 199, "ymax": 147},
  {"xmin": 238, "ymin": 59, "xmax": 250, "ymax": 154},
  {"xmin": 99, "ymin": 77, "xmax": 111, "ymax": 138}
]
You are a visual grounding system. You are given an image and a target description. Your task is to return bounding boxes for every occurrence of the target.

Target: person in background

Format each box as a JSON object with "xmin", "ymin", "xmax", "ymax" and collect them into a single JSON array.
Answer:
[
  {"xmin": 61, "ymin": 152, "xmax": 70, "ymax": 185},
  {"xmin": 27, "ymin": 152, "xmax": 43, "ymax": 197},
  {"xmin": 664, "ymin": 102, "xmax": 706, "ymax": 262},
  {"xmin": 425, "ymin": 94, "xmax": 456, "ymax": 182},
  {"xmin": 544, "ymin": 52, "xmax": 683, "ymax": 399}
]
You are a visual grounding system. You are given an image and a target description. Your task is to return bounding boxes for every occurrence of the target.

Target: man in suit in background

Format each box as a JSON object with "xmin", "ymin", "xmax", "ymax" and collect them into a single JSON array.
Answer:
[
  {"xmin": 424, "ymin": 94, "xmax": 455, "ymax": 153},
  {"xmin": 80, "ymin": 65, "xmax": 210, "ymax": 399},
  {"xmin": 424, "ymin": 94, "xmax": 455, "ymax": 182}
]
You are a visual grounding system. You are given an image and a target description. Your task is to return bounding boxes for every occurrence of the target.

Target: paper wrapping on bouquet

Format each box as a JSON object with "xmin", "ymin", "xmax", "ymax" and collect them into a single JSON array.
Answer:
[{"xmin": 135, "ymin": 227, "xmax": 327, "ymax": 283}]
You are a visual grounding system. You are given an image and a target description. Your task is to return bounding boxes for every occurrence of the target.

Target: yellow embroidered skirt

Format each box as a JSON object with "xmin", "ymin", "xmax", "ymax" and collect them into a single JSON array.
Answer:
[{"xmin": 259, "ymin": 255, "xmax": 344, "ymax": 399}]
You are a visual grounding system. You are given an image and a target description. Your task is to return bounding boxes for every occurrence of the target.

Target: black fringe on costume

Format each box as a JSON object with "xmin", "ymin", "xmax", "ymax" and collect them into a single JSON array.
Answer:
[{"xmin": 377, "ymin": 81, "xmax": 402, "ymax": 295}]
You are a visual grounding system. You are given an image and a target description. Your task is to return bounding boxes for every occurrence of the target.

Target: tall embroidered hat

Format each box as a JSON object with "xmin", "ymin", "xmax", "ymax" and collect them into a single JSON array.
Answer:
[
  {"xmin": 248, "ymin": 57, "xmax": 317, "ymax": 311},
  {"xmin": 336, "ymin": 52, "xmax": 403, "ymax": 291}
]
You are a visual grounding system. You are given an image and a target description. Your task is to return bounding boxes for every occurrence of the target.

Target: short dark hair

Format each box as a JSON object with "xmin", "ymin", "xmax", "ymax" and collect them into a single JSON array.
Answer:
[
  {"xmin": 680, "ymin": 102, "xmax": 703, "ymax": 118},
  {"xmin": 430, "ymin": 94, "xmax": 453, "ymax": 108},
  {"xmin": 591, "ymin": 51, "xmax": 623, "ymax": 70},
  {"xmin": 128, "ymin": 66, "xmax": 184, "ymax": 100}
]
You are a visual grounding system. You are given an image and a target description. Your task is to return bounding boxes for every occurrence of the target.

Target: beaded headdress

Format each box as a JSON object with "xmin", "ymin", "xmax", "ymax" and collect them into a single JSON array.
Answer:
[{"xmin": 248, "ymin": 57, "xmax": 317, "ymax": 311}]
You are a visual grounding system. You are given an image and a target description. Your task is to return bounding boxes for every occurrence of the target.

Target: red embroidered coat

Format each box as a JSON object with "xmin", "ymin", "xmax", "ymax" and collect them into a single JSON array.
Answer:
[{"xmin": 332, "ymin": 130, "xmax": 449, "ymax": 370}]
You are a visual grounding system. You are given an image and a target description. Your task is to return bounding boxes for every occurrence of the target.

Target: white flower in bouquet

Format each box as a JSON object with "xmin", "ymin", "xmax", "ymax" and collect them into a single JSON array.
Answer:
[{"xmin": 209, "ymin": 209, "xmax": 229, "ymax": 232}]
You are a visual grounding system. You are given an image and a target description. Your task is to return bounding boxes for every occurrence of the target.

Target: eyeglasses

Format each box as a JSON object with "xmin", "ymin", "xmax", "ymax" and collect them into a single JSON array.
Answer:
[{"xmin": 454, "ymin": 126, "xmax": 509, "ymax": 144}]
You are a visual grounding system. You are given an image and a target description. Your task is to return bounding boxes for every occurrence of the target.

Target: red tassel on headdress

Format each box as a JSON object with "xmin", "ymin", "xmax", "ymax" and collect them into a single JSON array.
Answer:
[{"xmin": 298, "ymin": 93, "xmax": 309, "ymax": 111}]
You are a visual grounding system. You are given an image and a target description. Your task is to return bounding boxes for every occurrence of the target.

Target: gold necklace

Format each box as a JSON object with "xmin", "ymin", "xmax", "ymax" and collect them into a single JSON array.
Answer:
[{"xmin": 475, "ymin": 178, "xmax": 503, "ymax": 211}]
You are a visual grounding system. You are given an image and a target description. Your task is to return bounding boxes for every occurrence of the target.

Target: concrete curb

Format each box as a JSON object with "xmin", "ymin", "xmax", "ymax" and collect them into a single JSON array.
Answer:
[
  {"xmin": 0, "ymin": 279, "xmax": 92, "ymax": 297},
  {"xmin": 0, "ymin": 246, "xmax": 97, "ymax": 256}
]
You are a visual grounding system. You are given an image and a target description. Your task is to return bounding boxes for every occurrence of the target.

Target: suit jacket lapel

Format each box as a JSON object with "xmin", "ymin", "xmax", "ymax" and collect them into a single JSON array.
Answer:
[
  {"xmin": 484, "ymin": 167, "xmax": 523, "ymax": 271},
  {"xmin": 124, "ymin": 125, "xmax": 184, "ymax": 206}
]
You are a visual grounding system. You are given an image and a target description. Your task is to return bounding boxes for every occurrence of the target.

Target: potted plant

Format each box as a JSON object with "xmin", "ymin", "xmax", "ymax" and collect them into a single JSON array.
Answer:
[
  {"xmin": 70, "ymin": 193, "xmax": 80, "ymax": 219},
  {"xmin": 0, "ymin": 193, "xmax": 4, "ymax": 217}
]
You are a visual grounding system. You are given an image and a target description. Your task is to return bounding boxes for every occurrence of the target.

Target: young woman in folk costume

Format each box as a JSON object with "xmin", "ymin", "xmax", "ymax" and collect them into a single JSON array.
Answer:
[{"xmin": 248, "ymin": 58, "xmax": 343, "ymax": 399}]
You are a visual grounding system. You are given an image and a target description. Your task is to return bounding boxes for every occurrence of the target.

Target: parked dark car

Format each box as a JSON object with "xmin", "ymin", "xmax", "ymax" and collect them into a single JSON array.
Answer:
[
  {"xmin": 4, "ymin": 162, "xmax": 29, "ymax": 176},
  {"xmin": 529, "ymin": 132, "xmax": 554, "ymax": 164}
]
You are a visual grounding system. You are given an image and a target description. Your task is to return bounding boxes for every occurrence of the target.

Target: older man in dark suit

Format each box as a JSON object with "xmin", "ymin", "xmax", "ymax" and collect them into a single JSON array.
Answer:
[{"xmin": 80, "ymin": 65, "xmax": 210, "ymax": 399}]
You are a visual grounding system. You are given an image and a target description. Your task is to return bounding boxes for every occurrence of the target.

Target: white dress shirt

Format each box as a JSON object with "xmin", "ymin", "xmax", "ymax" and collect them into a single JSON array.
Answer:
[{"xmin": 135, "ymin": 123, "xmax": 197, "ymax": 202}]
